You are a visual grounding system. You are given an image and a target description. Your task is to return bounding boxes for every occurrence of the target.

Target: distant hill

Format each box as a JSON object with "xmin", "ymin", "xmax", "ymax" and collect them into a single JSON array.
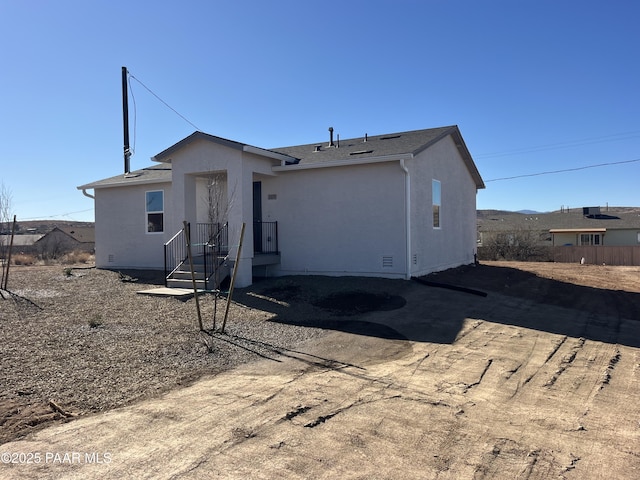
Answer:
[{"xmin": 479, "ymin": 206, "xmax": 640, "ymax": 217}]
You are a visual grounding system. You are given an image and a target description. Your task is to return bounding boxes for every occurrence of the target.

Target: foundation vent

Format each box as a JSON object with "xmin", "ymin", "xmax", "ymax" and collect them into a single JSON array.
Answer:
[{"xmin": 382, "ymin": 256, "xmax": 393, "ymax": 268}]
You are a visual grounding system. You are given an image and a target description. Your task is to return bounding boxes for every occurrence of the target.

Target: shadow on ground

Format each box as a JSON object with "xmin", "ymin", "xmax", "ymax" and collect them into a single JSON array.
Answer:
[{"xmin": 236, "ymin": 266, "xmax": 640, "ymax": 349}]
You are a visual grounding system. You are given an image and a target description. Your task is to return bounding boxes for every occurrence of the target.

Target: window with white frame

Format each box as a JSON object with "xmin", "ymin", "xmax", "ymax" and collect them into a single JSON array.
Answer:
[
  {"xmin": 578, "ymin": 233, "xmax": 601, "ymax": 246},
  {"xmin": 432, "ymin": 179, "xmax": 441, "ymax": 228},
  {"xmin": 146, "ymin": 190, "xmax": 164, "ymax": 233}
]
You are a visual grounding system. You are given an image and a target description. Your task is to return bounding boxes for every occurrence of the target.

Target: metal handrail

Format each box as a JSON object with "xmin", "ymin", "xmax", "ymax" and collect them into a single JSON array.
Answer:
[{"xmin": 164, "ymin": 227, "xmax": 187, "ymax": 286}]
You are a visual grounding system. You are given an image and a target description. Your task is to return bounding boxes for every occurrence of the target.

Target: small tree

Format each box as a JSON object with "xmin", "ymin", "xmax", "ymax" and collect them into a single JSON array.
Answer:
[
  {"xmin": 1, "ymin": 182, "xmax": 14, "ymax": 288},
  {"xmin": 37, "ymin": 235, "xmax": 65, "ymax": 262},
  {"xmin": 204, "ymin": 173, "xmax": 236, "ymax": 330}
]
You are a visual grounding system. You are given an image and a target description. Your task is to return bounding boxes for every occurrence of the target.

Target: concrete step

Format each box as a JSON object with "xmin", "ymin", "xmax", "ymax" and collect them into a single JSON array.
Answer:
[
  {"xmin": 166, "ymin": 278, "xmax": 207, "ymax": 289},
  {"xmin": 171, "ymin": 270, "xmax": 206, "ymax": 280}
]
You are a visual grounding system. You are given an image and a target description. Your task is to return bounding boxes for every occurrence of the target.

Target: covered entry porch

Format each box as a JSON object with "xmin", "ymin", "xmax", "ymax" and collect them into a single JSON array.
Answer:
[{"xmin": 163, "ymin": 220, "xmax": 279, "ymax": 290}]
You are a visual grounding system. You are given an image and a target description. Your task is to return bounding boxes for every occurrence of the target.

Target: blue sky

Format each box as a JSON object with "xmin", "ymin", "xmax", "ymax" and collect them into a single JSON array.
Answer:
[{"xmin": 1, "ymin": 0, "xmax": 639, "ymax": 222}]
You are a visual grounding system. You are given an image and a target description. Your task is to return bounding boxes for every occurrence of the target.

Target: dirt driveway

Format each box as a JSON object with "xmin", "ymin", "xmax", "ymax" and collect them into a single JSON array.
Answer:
[{"xmin": 2, "ymin": 262, "xmax": 640, "ymax": 479}]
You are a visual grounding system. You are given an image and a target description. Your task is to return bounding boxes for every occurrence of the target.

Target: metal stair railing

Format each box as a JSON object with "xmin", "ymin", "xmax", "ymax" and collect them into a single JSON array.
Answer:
[
  {"xmin": 164, "ymin": 227, "xmax": 187, "ymax": 287},
  {"xmin": 164, "ymin": 222, "xmax": 230, "ymax": 289},
  {"xmin": 196, "ymin": 222, "xmax": 228, "ymax": 290}
]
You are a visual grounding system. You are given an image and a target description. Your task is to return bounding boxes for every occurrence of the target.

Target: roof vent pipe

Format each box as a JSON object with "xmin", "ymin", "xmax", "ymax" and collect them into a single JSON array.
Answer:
[
  {"xmin": 364, "ymin": 133, "xmax": 368, "ymax": 142},
  {"xmin": 328, "ymin": 127, "xmax": 335, "ymax": 147},
  {"xmin": 337, "ymin": 134, "xmax": 340, "ymax": 148}
]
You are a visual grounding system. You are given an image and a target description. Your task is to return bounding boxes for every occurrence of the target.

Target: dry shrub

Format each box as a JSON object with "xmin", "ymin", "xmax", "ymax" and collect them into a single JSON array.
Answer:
[
  {"xmin": 61, "ymin": 250, "xmax": 94, "ymax": 265},
  {"xmin": 12, "ymin": 254, "xmax": 37, "ymax": 265}
]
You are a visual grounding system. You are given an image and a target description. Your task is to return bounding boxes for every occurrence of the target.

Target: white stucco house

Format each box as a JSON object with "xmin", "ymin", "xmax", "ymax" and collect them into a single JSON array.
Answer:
[{"xmin": 78, "ymin": 125, "xmax": 485, "ymax": 288}]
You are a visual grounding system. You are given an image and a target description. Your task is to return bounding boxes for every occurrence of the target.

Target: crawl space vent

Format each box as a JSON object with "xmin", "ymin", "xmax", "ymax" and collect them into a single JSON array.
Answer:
[{"xmin": 382, "ymin": 256, "xmax": 393, "ymax": 268}]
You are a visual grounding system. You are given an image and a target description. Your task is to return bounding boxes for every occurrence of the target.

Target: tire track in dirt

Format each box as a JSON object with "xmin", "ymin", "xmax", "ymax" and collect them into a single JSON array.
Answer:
[
  {"xmin": 431, "ymin": 336, "xmax": 495, "ymax": 397},
  {"xmin": 460, "ymin": 359, "xmax": 493, "ymax": 394},
  {"xmin": 503, "ymin": 334, "xmax": 578, "ymax": 401},
  {"xmin": 543, "ymin": 337, "xmax": 585, "ymax": 387},
  {"xmin": 524, "ymin": 335, "xmax": 568, "ymax": 385},
  {"xmin": 473, "ymin": 438, "xmax": 564, "ymax": 479}
]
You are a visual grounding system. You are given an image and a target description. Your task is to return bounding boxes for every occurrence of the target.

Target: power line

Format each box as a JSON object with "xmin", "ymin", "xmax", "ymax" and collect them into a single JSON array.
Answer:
[
  {"xmin": 20, "ymin": 208, "xmax": 94, "ymax": 220},
  {"xmin": 128, "ymin": 73, "xmax": 200, "ymax": 132},
  {"xmin": 485, "ymin": 157, "xmax": 640, "ymax": 182},
  {"xmin": 127, "ymin": 74, "xmax": 137, "ymax": 156},
  {"xmin": 475, "ymin": 130, "xmax": 640, "ymax": 159}
]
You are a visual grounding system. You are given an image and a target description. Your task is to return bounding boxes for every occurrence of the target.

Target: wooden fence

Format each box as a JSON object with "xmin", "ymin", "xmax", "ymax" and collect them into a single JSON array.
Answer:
[{"xmin": 551, "ymin": 246, "xmax": 640, "ymax": 266}]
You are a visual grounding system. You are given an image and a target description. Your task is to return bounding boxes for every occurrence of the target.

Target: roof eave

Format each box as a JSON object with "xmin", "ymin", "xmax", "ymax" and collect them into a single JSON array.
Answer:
[
  {"xmin": 77, "ymin": 176, "xmax": 172, "ymax": 190},
  {"xmin": 272, "ymin": 153, "xmax": 414, "ymax": 172},
  {"xmin": 242, "ymin": 145, "xmax": 299, "ymax": 165},
  {"xmin": 549, "ymin": 228, "xmax": 608, "ymax": 233}
]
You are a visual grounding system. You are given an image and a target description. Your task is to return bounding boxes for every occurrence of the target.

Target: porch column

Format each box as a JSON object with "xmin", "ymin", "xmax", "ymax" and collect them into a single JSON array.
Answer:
[{"xmin": 226, "ymin": 162, "xmax": 253, "ymax": 288}]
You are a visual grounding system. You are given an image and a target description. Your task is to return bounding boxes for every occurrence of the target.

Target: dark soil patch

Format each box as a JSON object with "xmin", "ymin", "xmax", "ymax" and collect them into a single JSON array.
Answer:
[
  {"xmin": 314, "ymin": 291, "xmax": 406, "ymax": 316},
  {"xmin": 260, "ymin": 283, "xmax": 302, "ymax": 302}
]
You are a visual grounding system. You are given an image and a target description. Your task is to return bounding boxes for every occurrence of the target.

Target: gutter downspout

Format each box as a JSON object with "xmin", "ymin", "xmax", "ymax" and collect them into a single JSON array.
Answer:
[
  {"xmin": 400, "ymin": 159, "xmax": 411, "ymax": 280},
  {"xmin": 82, "ymin": 189, "xmax": 95, "ymax": 200}
]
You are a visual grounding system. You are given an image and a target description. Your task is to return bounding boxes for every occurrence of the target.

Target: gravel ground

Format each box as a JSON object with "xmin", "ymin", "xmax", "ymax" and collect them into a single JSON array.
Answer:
[
  {"xmin": 4, "ymin": 261, "xmax": 638, "ymax": 446},
  {"xmin": 0, "ymin": 265, "xmax": 407, "ymax": 444}
]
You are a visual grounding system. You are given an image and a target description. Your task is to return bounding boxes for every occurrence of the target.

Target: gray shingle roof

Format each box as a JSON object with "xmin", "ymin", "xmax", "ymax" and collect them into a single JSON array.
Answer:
[
  {"xmin": 77, "ymin": 164, "xmax": 172, "ymax": 190},
  {"xmin": 272, "ymin": 126, "xmax": 455, "ymax": 163},
  {"xmin": 272, "ymin": 125, "xmax": 484, "ymax": 189},
  {"xmin": 78, "ymin": 125, "xmax": 485, "ymax": 190},
  {"xmin": 478, "ymin": 209, "xmax": 640, "ymax": 232}
]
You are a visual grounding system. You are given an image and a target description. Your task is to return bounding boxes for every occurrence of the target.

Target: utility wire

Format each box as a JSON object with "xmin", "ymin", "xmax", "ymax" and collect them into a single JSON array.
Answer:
[
  {"xmin": 20, "ymin": 208, "xmax": 94, "ymax": 220},
  {"xmin": 127, "ymin": 74, "xmax": 137, "ymax": 156},
  {"xmin": 475, "ymin": 130, "xmax": 640, "ymax": 159},
  {"xmin": 128, "ymin": 73, "xmax": 201, "ymax": 131},
  {"xmin": 485, "ymin": 157, "xmax": 640, "ymax": 182}
]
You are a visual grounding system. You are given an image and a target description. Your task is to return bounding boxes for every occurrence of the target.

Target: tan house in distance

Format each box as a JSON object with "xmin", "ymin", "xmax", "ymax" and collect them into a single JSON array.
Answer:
[
  {"xmin": 478, "ymin": 206, "xmax": 640, "ymax": 265},
  {"xmin": 549, "ymin": 207, "xmax": 640, "ymax": 246}
]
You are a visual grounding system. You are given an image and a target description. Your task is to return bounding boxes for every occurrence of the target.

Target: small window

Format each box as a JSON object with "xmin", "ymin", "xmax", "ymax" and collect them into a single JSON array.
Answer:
[
  {"xmin": 579, "ymin": 233, "xmax": 602, "ymax": 246},
  {"xmin": 432, "ymin": 179, "xmax": 441, "ymax": 229},
  {"xmin": 146, "ymin": 190, "xmax": 164, "ymax": 233}
]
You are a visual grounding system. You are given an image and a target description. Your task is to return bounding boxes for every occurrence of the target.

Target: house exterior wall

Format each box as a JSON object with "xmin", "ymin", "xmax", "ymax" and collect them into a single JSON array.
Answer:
[
  {"xmin": 167, "ymin": 140, "xmax": 244, "ymax": 236},
  {"xmin": 603, "ymin": 229, "xmax": 640, "ymax": 246},
  {"xmin": 553, "ymin": 229, "xmax": 640, "ymax": 246},
  {"xmin": 195, "ymin": 174, "xmax": 228, "ymax": 225},
  {"xmin": 260, "ymin": 161, "xmax": 407, "ymax": 278},
  {"xmin": 409, "ymin": 135, "xmax": 478, "ymax": 276},
  {"xmin": 93, "ymin": 181, "xmax": 172, "ymax": 269}
]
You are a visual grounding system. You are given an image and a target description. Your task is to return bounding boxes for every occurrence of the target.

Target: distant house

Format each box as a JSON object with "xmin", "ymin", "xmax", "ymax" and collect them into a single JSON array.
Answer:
[
  {"xmin": 78, "ymin": 125, "xmax": 485, "ymax": 287},
  {"xmin": 478, "ymin": 207, "xmax": 640, "ymax": 264},
  {"xmin": 478, "ymin": 207, "xmax": 640, "ymax": 246},
  {"xmin": 34, "ymin": 226, "xmax": 95, "ymax": 257},
  {"xmin": 0, "ymin": 234, "xmax": 43, "ymax": 255},
  {"xmin": 549, "ymin": 207, "xmax": 640, "ymax": 246}
]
